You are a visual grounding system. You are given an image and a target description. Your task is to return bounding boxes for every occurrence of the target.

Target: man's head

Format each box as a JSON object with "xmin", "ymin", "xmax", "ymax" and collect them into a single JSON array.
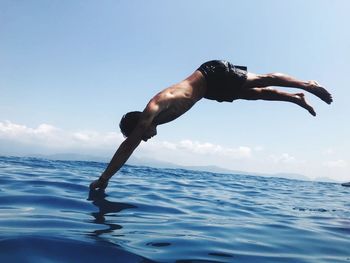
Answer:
[
  {"xmin": 119, "ymin": 111, "xmax": 157, "ymax": 141},
  {"xmin": 119, "ymin": 111, "xmax": 142, "ymax": 137}
]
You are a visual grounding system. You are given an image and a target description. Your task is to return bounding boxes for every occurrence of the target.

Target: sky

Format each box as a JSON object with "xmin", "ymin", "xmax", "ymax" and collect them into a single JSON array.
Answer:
[{"xmin": 1, "ymin": 0, "xmax": 349, "ymax": 181}]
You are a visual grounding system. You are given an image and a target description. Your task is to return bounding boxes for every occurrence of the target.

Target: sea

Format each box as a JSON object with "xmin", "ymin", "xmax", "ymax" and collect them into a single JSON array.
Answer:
[{"xmin": 0, "ymin": 156, "xmax": 349, "ymax": 263}]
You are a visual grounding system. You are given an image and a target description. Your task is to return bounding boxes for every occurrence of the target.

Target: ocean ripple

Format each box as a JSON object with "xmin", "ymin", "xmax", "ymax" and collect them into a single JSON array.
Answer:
[{"xmin": 0, "ymin": 156, "xmax": 349, "ymax": 262}]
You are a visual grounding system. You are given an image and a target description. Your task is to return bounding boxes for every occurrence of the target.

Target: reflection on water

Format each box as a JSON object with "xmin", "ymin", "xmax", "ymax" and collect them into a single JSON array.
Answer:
[{"xmin": 88, "ymin": 189, "xmax": 136, "ymax": 236}]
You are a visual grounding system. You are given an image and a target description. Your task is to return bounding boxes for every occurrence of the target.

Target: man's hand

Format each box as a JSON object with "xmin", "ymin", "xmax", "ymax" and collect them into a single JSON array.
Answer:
[{"xmin": 89, "ymin": 177, "xmax": 109, "ymax": 190}]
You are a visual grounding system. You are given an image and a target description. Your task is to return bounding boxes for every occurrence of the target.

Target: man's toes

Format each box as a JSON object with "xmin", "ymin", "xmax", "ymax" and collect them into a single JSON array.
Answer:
[{"xmin": 327, "ymin": 95, "xmax": 333, "ymax": 104}]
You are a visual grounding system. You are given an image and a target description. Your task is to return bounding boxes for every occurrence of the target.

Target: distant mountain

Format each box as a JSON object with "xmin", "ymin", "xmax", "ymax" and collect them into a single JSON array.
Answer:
[
  {"xmin": 19, "ymin": 152, "xmax": 339, "ymax": 183},
  {"xmin": 131, "ymin": 159, "xmax": 311, "ymax": 181},
  {"xmin": 127, "ymin": 156, "xmax": 180, "ymax": 169},
  {"xmin": 313, "ymin": 176, "xmax": 339, "ymax": 183},
  {"xmin": 26, "ymin": 153, "xmax": 110, "ymax": 163},
  {"xmin": 268, "ymin": 172, "xmax": 310, "ymax": 181},
  {"xmin": 127, "ymin": 157, "xmax": 339, "ymax": 183}
]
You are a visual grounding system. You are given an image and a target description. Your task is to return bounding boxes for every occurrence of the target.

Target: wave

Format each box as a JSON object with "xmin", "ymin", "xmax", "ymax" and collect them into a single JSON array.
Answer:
[{"xmin": 0, "ymin": 156, "xmax": 349, "ymax": 262}]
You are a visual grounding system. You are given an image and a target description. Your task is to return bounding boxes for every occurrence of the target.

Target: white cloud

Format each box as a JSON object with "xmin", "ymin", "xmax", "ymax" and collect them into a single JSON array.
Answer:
[
  {"xmin": 0, "ymin": 121, "xmax": 58, "ymax": 137},
  {"xmin": 0, "ymin": 121, "xmax": 252, "ymax": 160},
  {"xmin": 1, "ymin": 121, "xmax": 63, "ymax": 146},
  {"xmin": 269, "ymin": 153, "xmax": 296, "ymax": 164},
  {"xmin": 145, "ymin": 139, "xmax": 252, "ymax": 159},
  {"xmin": 322, "ymin": 148, "xmax": 335, "ymax": 155},
  {"xmin": 73, "ymin": 132, "xmax": 91, "ymax": 141},
  {"xmin": 254, "ymin": 146, "xmax": 264, "ymax": 152},
  {"xmin": 324, "ymin": 159, "xmax": 347, "ymax": 168},
  {"xmin": 179, "ymin": 140, "xmax": 221, "ymax": 154},
  {"xmin": 0, "ymin": 120, "xmax": 123, "ymax": 152},
  {"xmin": 3, "ymin": 121, "xmax": 348, "ymax": 181}
]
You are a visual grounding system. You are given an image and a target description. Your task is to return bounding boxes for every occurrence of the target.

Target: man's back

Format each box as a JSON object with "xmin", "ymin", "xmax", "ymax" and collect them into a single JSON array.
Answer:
[{"xmin": 150, "ymin": 70, "xmax": 206, "ymax": 126}]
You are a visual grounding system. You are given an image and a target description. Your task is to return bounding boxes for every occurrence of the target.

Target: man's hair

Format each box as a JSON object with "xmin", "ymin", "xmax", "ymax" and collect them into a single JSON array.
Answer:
[{"xmin": 119, "ymin": 111, "xmax": 142, "ymax": 137}]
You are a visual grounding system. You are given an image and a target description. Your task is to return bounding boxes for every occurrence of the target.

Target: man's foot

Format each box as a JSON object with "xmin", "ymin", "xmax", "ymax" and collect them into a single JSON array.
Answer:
[
  {"xmin": 295, "ymin": 93, "xmax": 316, "ymax": 116},
  {"xmin": 89, "ymin": 177, "xmax": 109, "ymax": 190},
  {"xmin": 307, "ymin": 81, "xmax": 333, "ymax": 104}
]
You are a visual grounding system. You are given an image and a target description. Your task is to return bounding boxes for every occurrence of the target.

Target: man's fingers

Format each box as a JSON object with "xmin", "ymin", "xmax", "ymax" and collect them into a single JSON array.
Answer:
[
  {"xmin": 89, "ymin": 179, "xmax": 108, "ymax": 190},
  {"xmin": 89, "ymin": 180, "xmax": 98, "ymax": 190}
]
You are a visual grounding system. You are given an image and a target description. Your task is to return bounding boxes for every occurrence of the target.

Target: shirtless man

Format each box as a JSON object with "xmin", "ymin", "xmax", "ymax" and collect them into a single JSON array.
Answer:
[{"xmin": 90, "ymin": 60, "xmax": 332, "ymax": 190}]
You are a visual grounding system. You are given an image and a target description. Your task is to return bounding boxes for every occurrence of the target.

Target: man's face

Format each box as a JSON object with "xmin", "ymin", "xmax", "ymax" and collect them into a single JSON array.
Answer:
[{"xmin": 142, "ymin": 124, "xmax": 157, "ymax": 142}]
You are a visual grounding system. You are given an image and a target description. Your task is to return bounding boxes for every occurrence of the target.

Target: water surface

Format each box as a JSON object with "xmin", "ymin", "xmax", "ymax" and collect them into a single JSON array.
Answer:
[{"xmin": 0, "ymin": 156, "xmax": 349, "ymax": 262}]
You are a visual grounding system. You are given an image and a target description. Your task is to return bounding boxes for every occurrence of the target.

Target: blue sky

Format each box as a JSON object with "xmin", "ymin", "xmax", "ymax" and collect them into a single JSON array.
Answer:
[{"xmin": 1, "ymin": 0, "xmax": 349, "ymax": 181}]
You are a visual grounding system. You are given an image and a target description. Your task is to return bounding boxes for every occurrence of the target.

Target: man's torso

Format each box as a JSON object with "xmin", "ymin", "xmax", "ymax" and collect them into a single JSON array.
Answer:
[{"xmin": 152, "ymin": 70, "xmax": 206, "ymax": 125}]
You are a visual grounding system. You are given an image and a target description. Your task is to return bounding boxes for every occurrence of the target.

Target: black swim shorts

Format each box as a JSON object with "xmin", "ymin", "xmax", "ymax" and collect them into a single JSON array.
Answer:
[{"xmin": 197, "ymin": 60, "xmax": 248, "ymax": 102}]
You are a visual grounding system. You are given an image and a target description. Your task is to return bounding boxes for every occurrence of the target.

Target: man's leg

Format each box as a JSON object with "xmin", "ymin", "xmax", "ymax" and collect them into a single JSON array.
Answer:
[
  {"xmin": 238, "ymin": 87, "xmax": 316, "ymax": 116},
  {"xmin": 242, "ymin": 72, "xmax": 333, "ymax": 104}
]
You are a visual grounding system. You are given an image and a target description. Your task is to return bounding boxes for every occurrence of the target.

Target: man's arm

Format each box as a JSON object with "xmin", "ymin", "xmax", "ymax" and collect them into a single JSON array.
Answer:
[
  {"xmin": 90, "ymin": 102, "xmax": 160, "ymax": 190},
  {"xmin": 102, "ymin": 136, "xmax": 141, "ymax": 177}
]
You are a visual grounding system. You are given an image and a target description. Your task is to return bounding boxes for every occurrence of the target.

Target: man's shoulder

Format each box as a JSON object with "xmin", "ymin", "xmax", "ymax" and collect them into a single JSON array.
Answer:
[{"xmin": 142, "ymin": 99, "xmax": 162, "ymax": 121}]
